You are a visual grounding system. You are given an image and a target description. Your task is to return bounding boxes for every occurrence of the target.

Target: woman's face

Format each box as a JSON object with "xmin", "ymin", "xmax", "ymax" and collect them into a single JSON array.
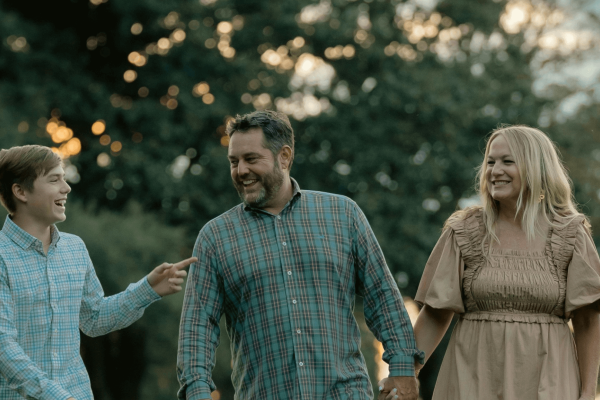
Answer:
[{"xmin": 486, "ymin": 135, "xmax": 522, "ymax": 207}]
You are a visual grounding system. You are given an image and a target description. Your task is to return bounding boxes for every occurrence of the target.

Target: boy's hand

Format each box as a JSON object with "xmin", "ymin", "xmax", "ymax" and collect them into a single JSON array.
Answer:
[{"xmin": 147, "ymin": 257, "xmax": 197, "ymax": 297}]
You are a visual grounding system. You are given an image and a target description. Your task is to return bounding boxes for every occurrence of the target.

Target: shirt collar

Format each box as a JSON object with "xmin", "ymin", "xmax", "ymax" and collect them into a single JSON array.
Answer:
[
  {"xmin": 243, "ymin": 177, "xmax": 303, "ymax": 214},
  {"xmin": 1, "ymin": 215, "xmax": 62, "ymax": 251}
]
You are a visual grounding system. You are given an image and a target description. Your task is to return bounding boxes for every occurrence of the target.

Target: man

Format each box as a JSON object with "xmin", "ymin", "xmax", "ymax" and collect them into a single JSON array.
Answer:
[
  {"xmin": 177, "ymin": 110, "xmax": 423, "ymax": 400},
  {"xmin": 0, "ymin": 145, "xmax": 196, "ymax": 400}
]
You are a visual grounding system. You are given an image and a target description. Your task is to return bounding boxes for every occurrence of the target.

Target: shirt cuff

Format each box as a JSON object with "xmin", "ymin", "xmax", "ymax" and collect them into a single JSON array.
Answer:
[
  {"xmin": 179, "ymin": 379, "xmax": 213, "ymax": 400},
  {"xmin": 127, "ymin": 276, "xmax": 161, "ymax": 308},
  {"xmin": 39, "ymin": 380, "xmax": 71, "ymax": 400},
  {"xmin": 387, "ymin": 353, "xmax": 422, "ymax": 377}
]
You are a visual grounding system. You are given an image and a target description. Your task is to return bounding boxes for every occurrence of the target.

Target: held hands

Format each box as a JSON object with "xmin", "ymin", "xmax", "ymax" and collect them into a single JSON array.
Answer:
[
  {"xmin": 147, "ymin": 257, "xmax": 197, "ymax": 297},
  {"xmin": 378, "ymin": 376, "xmax": 419, "ymax": 400}
]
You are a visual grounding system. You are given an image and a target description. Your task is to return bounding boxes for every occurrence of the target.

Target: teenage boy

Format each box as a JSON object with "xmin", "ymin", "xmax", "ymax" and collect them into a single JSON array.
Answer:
[{"xmin": 0, "ymin": 145, "xmax": 195, "ymax": 400}]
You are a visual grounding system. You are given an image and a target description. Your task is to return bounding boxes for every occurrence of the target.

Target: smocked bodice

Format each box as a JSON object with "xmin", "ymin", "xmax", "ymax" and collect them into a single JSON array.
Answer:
[
  {"xmin": 470, "ymin": 249, "xmax": 560, "ymax": 315},
  {"xmin": 449, "ymin": 209, "xmax": 584, "ymax": 320}
]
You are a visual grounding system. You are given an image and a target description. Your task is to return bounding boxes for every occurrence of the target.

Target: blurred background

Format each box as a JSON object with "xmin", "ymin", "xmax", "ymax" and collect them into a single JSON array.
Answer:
[{"xmin": 1, "ymin": 0, "xmax": 600, "ymax": 398}]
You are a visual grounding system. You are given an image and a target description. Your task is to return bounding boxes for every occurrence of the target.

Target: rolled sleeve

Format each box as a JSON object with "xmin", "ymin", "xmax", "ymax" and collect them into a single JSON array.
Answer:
[{"xmin": 178, "ymin": 378, "xmax": 213, "ymax": 400}]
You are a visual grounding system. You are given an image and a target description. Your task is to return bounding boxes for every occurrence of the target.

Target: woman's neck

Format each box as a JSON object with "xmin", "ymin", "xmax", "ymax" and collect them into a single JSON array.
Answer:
[{"xmin": 497, "ymin": 201, "xmax": 523, "ymax": 227}]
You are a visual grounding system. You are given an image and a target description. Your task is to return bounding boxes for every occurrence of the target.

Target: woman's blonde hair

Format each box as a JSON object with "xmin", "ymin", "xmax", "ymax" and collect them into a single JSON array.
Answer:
[{"xmin": 447, "ymin": 125, "xmax": 587, "ymax": 242}]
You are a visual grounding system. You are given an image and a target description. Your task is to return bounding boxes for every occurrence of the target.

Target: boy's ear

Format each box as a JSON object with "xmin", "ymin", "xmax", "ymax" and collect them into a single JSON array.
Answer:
[{"xmin": 12, "ymin": 183, "xmax": 28, "ymax": 204}]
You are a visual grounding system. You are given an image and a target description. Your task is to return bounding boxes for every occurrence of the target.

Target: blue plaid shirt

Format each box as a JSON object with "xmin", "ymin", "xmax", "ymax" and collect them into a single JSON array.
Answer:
[
  {"xmin": 178, "ymin": 179, "xmax": 423, "ymax": 400},
  {"xmin": 0, "ymin": 216, "xmax": 161, "ymax": 400}
]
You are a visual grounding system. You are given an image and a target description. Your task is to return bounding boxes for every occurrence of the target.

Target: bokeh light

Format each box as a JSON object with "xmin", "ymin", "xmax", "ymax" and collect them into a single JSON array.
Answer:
[
  {"xmin": 131, "ymin": 23, "xmax": 143, "ymax": 35},
  {"xmin": 168, "ymin": 85, "xmax": 179, "ymax": 96},
  {"xmin": 193, "ymin": 82, "xmax": 210, "ymax": 97},
  {"xmin": 110, "ymin": 141, "xmax": 122, "ymax": 152},
  {"xmin": 97, "ymin": 152, "xmax": 111, "ymax": 167},
  {"xmin": 91, "ymin": 120, "xmax": 106, "ymax": 135},
  {"xmin": 202, "ymin": 93, "xmax": 215, "ymax": 104},
  {"xmin": 124, "ymin": 70, "xmax": 137, "ymax": 83},
  {"xmin": 99, "ymin": 135, "xmax": 111, "ymax": 145}
]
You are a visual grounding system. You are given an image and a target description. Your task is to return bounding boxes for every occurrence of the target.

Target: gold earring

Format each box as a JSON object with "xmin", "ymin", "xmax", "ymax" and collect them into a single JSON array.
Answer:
[{"xmin": 538, "ymin": 194, "xmax": 545, "ymax": 202}]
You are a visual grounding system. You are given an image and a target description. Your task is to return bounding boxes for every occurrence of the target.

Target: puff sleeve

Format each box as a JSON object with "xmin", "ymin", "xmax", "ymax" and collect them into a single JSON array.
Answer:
[
  {"xmin": 415, "ymin": 228, "xmax": 465, "ymax": 314},
  {"xmin": 565, "ymin": 223, "xmax": 600, "ymax": 315}
]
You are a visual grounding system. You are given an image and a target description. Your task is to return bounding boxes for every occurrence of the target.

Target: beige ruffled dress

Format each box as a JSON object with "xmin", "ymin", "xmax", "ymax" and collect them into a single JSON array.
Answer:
[{"xmin": 415, "ymin": 209, "xmax": 600, "ymax": 400}]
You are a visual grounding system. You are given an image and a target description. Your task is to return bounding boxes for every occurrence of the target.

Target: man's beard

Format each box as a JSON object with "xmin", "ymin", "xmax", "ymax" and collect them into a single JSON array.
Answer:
[{"xmin": 234, "ymin": 161, "xmax": 285, "ymax": 209}]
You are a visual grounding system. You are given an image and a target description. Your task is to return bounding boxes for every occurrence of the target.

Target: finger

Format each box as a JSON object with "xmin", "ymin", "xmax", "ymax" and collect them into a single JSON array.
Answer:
[
  {"xmin": 385, "ymin": 388, "xmax": 398, "ymax": 400},
  {"xmin": 154, "ymin": 262, "xmax": 172, "ymax": 274},
  {"xmin": 169, "ymin": 278, "xmax": 184, "ymax": 285},
  {"xmin": 172, "ymin": 257, "xmax": 198, "ymax": 271},
  {"xmin": 174, "ymin": 270, "xmax": 187, "ymax": 278}
]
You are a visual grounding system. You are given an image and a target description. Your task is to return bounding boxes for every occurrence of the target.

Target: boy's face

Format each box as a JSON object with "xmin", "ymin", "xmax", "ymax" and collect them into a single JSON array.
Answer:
[{"xmin": 20, "ymin": 165, "xmax": 71, "ymax": 226}]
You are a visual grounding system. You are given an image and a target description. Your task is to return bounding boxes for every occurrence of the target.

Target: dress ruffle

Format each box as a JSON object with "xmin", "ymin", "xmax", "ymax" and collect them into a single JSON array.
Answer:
[
  {"xmin": 546, "ymin": 215, "xmax": 583, "ymax": 316},
  {"xmin": 447, "ymin": 208, "xmax": 486, "ymax": 312}
]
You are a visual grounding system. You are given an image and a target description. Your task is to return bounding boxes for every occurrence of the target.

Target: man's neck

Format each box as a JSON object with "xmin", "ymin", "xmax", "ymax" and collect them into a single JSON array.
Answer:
[
  {"xmin": 262, "ymin": 177, "xmax": 294, "ymax": 215},
  {"xmin": 11, "ymin": 213, "xmax": 52, "ymax": 247}
]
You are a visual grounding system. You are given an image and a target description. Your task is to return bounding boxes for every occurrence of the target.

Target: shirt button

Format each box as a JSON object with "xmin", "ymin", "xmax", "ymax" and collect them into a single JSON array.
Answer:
[
  {"xmin": 277, "ymin": 216, "xmax": 281, "ymax": 220},
  {"xmin": 53, "ymin": 352, "xmax": 57, "ymax": 357},
  {"xmin": 292, "ymin": 300, "xmax": 297, "ymax": 304},
  {"xmin": 282, "ymin": 241, "xmax": 287, "ymax": 246},
  {"xmin": 287, "ymin": 271, "xmax": 292, "ymax": 276},
  {"xmin": 299, "ymin": 362, "xmax": 304, "ymax": 366},
  {"xmin": 296, "ymin": 329, "xmax": 301, "ymax": 334}
]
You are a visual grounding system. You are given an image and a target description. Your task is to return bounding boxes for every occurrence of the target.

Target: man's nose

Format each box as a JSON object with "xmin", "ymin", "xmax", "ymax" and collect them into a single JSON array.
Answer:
[{"xmin": 237, "ymin": 161, "xmax": 249, "ymax": 176}]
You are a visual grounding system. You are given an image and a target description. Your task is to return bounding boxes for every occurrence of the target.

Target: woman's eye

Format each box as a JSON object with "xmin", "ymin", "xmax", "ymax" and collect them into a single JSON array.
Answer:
[{"xmin": 487, "ymin": 161, "xmax": 494, "ymax": 165}]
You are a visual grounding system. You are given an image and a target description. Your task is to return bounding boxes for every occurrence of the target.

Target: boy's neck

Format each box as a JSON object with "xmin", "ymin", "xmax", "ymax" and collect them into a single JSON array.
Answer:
[{"xmin": 11, "ymin": 213, "xmax": 53, "ymax": 249}]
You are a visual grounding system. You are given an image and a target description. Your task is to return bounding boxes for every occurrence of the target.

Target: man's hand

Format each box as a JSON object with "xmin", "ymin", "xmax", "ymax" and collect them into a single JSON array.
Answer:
[
  {"xmin": 378, "ymin": 376, "xmax": 418, "ymax": 400},
  {"xmin": 147, "ymin": 257, "xmax": 197, "ymax": 297}
]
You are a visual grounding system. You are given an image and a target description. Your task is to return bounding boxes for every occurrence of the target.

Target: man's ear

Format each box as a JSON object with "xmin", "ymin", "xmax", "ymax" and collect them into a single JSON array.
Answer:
[
  {"xmin": 279, "ymin": 146, "xmax": 293, "ymax": 170},
  {"xmin": 12, "ymin": 183, "xmax": 28, "ymax": 204}
]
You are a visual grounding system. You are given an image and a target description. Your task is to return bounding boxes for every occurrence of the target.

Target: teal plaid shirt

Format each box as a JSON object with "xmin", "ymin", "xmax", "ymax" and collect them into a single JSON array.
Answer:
[
  {"xmin": 178, "ymin": 179, "xmax": 423, "ymax": 400},
  {"xmin": 0, "ymin": 216, "xmax": 161, "ymax": 400}
]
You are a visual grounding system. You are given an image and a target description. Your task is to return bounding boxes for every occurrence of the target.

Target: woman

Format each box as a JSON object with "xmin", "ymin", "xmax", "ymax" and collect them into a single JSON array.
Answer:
[{"xmin": 413, "ymin": 126, "xmax": 600, "ymax": 400}]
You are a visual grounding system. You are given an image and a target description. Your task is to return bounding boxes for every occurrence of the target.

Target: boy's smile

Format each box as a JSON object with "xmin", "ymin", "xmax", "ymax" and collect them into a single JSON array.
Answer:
[{"xmin": 23, "ymin": 165, "xmax": 71, "ymax": 226}]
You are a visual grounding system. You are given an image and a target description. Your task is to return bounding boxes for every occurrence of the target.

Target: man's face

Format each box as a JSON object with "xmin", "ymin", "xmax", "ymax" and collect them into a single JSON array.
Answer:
[
  {"xmin": 20, "ymin": 165, "xmax": 71, "ymax": 226},
  {"xmin": 228, "ymin": 128, "xmax": 285, "ymax": 209}
]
